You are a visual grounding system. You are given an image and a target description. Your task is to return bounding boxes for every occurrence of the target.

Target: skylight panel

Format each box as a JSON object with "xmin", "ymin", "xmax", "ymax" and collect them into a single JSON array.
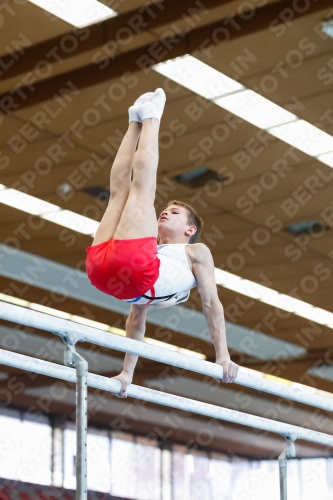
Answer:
[
  {"xmin": 268, "ymin": 120, "xmax": 333, "ymax": 156},
  {"xmin": 30, "ymin": 303, "xmax": 71, "ymax": 319},
  {"xmin": 317, "ymin": 151, "xmax": 333, "ymax": 168},
  {"xmin": 215, "ymin": 268, "xmax": 333, "ymax": 327},
  {"xmin": 0, "ymin": 188, "xmax": 60, "ymax": 216},
  {"xmin": 28, "ymin": 0, "xmax": 117, "ymax": 28},
  {"xmin": 42, "ymin": 210, "xmax": 99, "ymax": 235},
  {"xmin": 215, "ymin": 90, "xmax": 297, "ymax": 129},
  {"xmin": 153, "ymin": 55, "xmax": 333, "ymax": 167},
  {"xmin": 153, "ymin": 55, "xmax": 244, "ymax": 100}
]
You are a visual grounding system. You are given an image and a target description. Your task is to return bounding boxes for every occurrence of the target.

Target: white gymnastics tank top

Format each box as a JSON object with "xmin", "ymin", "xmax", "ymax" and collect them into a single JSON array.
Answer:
[{"xmin": 124, "ymin": 243, "xmax": 197, "ymax": 308}]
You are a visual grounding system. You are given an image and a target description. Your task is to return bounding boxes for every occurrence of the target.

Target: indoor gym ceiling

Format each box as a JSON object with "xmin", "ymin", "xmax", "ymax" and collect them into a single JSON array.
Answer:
[{"xmin": 0, "ymin": 0, "xmax": 333, "ymax": 459}]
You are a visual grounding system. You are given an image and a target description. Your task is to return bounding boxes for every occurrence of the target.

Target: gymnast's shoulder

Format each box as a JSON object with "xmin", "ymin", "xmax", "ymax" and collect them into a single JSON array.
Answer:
[{"xmin": 186, "ymin": 242, "xmax": 213, "ymax": 266}]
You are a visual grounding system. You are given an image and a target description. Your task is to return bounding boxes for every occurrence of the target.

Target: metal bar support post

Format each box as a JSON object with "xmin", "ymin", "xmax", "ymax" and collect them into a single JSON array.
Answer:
[
  {"xmin": 59, "ymin": 329, "xmax": 88, "ymax": 500},
  {"xmin": 278, "ymin": 433, "xmax": 297, "ymax": 500}
]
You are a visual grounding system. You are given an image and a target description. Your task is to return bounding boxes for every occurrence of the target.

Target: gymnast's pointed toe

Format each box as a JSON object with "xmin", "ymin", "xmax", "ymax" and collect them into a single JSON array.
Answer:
[
  {"xmin": 134, "ymin": 91, "xmax": 155, "ymax": 106},
  {"xmin": 138, "ymin": 88, "xmax": 166, "ymax": 121},
  {"xmin": 129, "ymin": 92, "xmax": 156, "ymax": 123}
]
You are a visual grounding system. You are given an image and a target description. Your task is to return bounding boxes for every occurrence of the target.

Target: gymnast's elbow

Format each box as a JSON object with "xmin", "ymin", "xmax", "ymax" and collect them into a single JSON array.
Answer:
[
  {"xmin": 128, "ymin": 303, "xmax": 148, "ymax": 322},
  {"xmin": 200, "ymin": 294, "xmax": 223, "ymax": 314}
]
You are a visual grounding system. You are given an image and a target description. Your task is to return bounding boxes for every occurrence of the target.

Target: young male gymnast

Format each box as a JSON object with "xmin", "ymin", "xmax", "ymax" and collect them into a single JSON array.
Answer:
[{"xmin": 86, "ymin": 88, "xmax": 239, "ymax": 397}]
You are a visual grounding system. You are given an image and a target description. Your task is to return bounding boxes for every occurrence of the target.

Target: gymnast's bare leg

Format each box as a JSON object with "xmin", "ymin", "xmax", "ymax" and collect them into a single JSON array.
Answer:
[
  {"xmin": 92, "ymin": 121, "xmax": 141, "ymax": 246},
  {"xmin": 93, "ymin": 89, "xmax": 165, "ymax": 397}
]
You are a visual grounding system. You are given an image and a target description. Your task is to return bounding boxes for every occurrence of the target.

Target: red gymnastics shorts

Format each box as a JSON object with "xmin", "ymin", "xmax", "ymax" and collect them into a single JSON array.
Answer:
[{"xmin": 86, "ymin": 237, "xmax": 161, "ymax": 300}]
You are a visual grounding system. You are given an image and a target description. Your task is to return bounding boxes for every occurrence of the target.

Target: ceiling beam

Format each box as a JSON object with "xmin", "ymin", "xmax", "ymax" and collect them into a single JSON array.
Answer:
[
  {"xmin": 1, "ymin": 0, "xmax": 236, "ymax": 81},
  {"xmin": 1, "ymin": 0, "xmax": 331, "ymax": 111}
]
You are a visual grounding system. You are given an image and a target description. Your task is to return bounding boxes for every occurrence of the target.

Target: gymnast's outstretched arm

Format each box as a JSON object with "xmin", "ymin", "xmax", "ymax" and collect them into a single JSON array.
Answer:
[
  {"xmin": 111, "ymin": 303, "xmax": 148, "ymax": 397},
  {"xmin": 191, "ymin": 243, "xmax": 239, "ymax": 383}
]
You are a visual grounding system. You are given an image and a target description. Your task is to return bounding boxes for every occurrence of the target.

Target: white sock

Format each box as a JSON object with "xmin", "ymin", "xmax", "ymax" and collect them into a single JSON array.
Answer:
[
  {"xmin": 138, "ymin": 88, "xmax": 166, "ymax": 121},
  {"xmin": 128, "ymin": 92, "xmax": 155, "ymax": 123},
  {"xmin": 128, "ymin": 105, "xmax": 140, "ymax": 123},
  {"xmin": 134, "ymin": 92, "xmax": 155, "ymax": 106}
]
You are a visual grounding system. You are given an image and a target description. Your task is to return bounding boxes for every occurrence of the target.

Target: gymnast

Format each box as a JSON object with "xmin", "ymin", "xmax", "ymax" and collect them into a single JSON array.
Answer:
[{"xmin": 86, "ymin": 88, "xmax": 239, "ymax": 397}]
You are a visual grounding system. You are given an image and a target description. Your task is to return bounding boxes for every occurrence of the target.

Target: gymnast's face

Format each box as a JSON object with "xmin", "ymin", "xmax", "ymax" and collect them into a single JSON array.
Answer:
[{"xmin": 158, "ymin": 205, "xmax": 193, "ymax": 241}]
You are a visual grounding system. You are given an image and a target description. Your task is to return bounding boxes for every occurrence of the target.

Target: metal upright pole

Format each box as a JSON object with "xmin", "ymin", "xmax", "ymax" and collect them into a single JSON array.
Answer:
[
  {"xmin": 61, "ymin": 330, "xmax": 88, "ymax": 500},
  {"xmin": 75, "ymin": 355, "xmax": 88, "ymax": 500},
  {"xmin": 279, "ymin": 451, "xmax": 288, "ymax": 500},
  {"xmin": 278, "ymin": 434, "xmax": 297, "ymax": 500}
]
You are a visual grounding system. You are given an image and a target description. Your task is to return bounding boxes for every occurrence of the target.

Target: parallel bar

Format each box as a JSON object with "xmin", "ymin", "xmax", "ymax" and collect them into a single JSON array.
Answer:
[
  {"xmin": 1, "ymin": 302, "xmax": 333, "ymax": 413},
  {"xmin": 0, "ymin": 348, "xmax": 332, "ymax": 448}
]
